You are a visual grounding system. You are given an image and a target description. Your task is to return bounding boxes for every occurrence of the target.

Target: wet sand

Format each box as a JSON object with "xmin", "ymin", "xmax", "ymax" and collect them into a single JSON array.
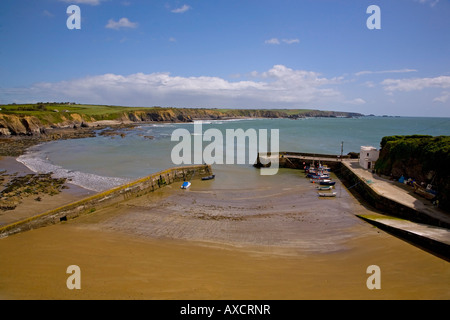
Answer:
[
  {"xmin": 0, "ymin": 165, "xmax": 449, "ymax": 300},
  {"xmin": 0, "ymin": 156, "xmax": 94, "ymax": 227}
]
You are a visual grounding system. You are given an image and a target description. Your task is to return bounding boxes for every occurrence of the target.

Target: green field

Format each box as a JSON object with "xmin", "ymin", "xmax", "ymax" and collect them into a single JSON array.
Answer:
[{"xmin": 0, "ymin": 103, "xmax": 161, "ymax": 125}]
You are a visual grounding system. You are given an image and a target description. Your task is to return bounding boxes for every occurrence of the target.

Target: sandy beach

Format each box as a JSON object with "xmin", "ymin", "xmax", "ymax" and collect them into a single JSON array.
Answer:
[{"xmin": 0, "ymin": 163, "xmax": 449, "ymax": 300}]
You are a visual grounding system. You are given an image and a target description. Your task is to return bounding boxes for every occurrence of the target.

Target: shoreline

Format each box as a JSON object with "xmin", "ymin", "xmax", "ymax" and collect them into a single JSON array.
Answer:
[
  {"xmin": 0, "ymin": 118, "xmax": 244, "ymax": 157},
  {"xmin": 0, "ymin": 156, "xmax": 94, "ymax": 227},
  {"xmin": 0, "ymin": 121, "xmax": 138, "ymax": 157}
]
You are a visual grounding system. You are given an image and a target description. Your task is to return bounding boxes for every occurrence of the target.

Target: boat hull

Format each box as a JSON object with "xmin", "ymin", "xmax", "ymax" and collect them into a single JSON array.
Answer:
[
  {"xmin": 318, "ymin": 192, "xmax": 337, "ymax": 197},
  {"xmin": 320, "ymin": 181, "xmax": 336, "ymax": 186},
  {"xmin": 181, "ymin": 182, "xmax": 191, "ymax": 189}
]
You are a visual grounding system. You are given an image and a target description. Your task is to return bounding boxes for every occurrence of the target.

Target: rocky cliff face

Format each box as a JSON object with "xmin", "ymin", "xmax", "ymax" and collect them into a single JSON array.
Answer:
[
  {"xmin": 0, "ymin": 114, "xmax": 42, "ymax": 136},
  {"xmin": 0, "ymin": 113, "xmax": 95, "ymax": 136},
  {"xmin": 0, "ymin": 107, "xmax": 363, "ymax": 136}
]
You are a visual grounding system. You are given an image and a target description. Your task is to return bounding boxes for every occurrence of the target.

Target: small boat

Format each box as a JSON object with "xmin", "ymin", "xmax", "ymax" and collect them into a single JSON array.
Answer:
[
  {"xmin": 413, "ymin": 182, "xmax": 436, "ymax": 200},
  {"xmin": 201, "ymin": 175, "xmax": 215, "ymax": 181},
  {"xmin": 318, "ymin": 192, "xmax": 337, "ymax": 197},
  {"xmin": 320, "ymin": 180, "xmax": 336, "ymax": 186},
  {"xmin": 310, "ymin": 177, "xmax": 330, "ymax": 182},
  {"xmin": 316, "ymin": 186, "xmax": 332, "ymax": 191},
  {"xmin": 181, "ymin": 181, "xmax": 191, "ymax": 189},
  {"xmin": 307, "ymin": 173, "xmax": 330, "ymax": 179}
]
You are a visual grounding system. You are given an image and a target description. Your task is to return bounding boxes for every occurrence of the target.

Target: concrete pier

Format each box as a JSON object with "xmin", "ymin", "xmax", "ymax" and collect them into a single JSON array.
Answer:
[
  {"xmin": 339, "ymin": 160, "xmax": 450, "ymax": 229},
  {"xmin": 357, "ymin": 215, "xmax": 450, "ymax": 262}
]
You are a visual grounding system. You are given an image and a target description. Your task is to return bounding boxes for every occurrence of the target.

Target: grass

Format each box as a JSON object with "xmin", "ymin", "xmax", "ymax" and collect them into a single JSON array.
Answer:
[{"xmin": 0, "ymin": 103, "xmax": 156, "ymax": 123}]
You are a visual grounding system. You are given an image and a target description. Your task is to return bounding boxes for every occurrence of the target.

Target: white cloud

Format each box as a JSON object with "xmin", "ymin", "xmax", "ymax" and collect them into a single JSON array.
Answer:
[
  {"xmin": 282, "ymin": 38, "xmax": 300, "ymax": 44},
  {"xmin": 381, "ymin": 76, "xmax": 450, "ymax": 92},
  {"xmin": 416, "ymin": 0, "xmax": 439, "ymax": 7},
  {"xmin": 105, "ymin": 18, "xmax": 138, "ymax": 30},
  {"xmin": 58, "ymin": 0, "xmax": 105, "ymax": 5},
  {"xmin": 433, "ymin": 91, "xmax": 450, "ymax": 103},
  {"xmin": 22, "ymin": 65, "xmax": 347, "ymax": 108},
  {"xmin": 171, "ymin": 4, "xmax": 191, "ymax": 13},
  {"xmin": 43, "ymin": 10, "xmax": 54, "ymax": 17},
  {"xmin": 265, "ymin": 38, "xmax": 280, "ymax": 45},
  {"xmin": 264, "ymin": 38, "xmax": 299, "ymax": 45},
  {"xmin": 355, "ymin": 69, "xmax": 417, "ymax": 76},
  {"xmin": 363, "ymin": 81, "xmax": 375, "ymax": 88},
  {"xmin": 347, "ymin": 98, "xmax": 366, "ymax": 105}
]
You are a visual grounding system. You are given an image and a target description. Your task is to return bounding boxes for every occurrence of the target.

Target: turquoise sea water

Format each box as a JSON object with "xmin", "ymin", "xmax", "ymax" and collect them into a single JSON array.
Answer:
[{"xmin": 17, "ymin": 117, "xmax": 450, "ymax": 192}]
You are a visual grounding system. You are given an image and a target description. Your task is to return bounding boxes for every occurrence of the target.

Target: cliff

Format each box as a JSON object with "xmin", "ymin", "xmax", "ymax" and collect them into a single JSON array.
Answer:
[
  {"xmin": 375, "ymin": 135, "xmax": 450, "ymax": 212},
  {"xmin": 0, "ymin": 104, "xmax": 363, "ymax": 136}
]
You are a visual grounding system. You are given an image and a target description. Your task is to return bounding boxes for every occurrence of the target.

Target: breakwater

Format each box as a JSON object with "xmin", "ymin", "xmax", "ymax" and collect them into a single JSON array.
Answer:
[
  {"xmin": 255, "ymin": 151, "xmax": 348, "ymax": 171},
  {"xmin": 337, "ymin": 161, "xmax": 450, "ymax": 229},
  {"xmin": 0, "ymin": 164, "xmax": 212, "ymax": 238},
  {"xmin": 256, "ymin": 152, "xmax": 450, "ymax": 229}
]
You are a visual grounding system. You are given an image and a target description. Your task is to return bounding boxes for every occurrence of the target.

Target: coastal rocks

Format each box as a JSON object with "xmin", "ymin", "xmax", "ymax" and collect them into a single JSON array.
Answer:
[
  {"xmin": 0, "ymin": 128, "xmax": 10, "ymax": 136},
  {"xmin": 97, "ymin": 123, "xmax": 138, "ymax": 139},
  {"xmin": 0, "ymin": 172, "xmax": 67, "ymax": 211},
  {"xmin": 120, "ymin": 110, "xmax": 193, "ymax": 123},
  {"xmin": 0, "ymin": 127, "xmax": 98, "ymax": 157},
  {"xmin": 0, "ymin": 114, "xmax": 39, "ymax": 136}
]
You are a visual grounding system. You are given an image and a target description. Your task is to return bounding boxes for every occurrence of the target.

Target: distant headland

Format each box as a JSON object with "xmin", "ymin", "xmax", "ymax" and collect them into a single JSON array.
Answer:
[{"xmin": 0, "ymin": 103, "xmax": 363, "ymax": 136}]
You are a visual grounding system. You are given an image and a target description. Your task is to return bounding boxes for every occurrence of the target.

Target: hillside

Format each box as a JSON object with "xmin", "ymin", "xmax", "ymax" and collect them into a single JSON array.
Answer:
[
  {"xmin": 0, "ymin": 103, "xmax": 363, "ymax": 136},
  {"xmin": 375, "ymin": 135, "xmax": 450, "ymax": 212}
]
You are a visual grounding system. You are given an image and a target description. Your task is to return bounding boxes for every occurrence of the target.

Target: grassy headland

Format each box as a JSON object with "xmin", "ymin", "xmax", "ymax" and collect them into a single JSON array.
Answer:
[{"xmin": 0, "ymin": 103, "xmax": 363, "ymax": 128}]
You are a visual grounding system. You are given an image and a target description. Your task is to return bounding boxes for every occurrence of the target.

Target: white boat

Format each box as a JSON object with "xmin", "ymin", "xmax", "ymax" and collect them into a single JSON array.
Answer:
[
  {"xmin": 318, "ymin": 192, "xmax": 337, "ymax": 197},
  {"xmin": 316, "ymin": 186, "xmax": 333, "ymax": 191},
  {"xmin": 311, "ymin": 178, "xmax": 332, "ymax": 183},
  {"xmin": 181, "ymin": 181, "xmax": 191, "ymax": 189}
]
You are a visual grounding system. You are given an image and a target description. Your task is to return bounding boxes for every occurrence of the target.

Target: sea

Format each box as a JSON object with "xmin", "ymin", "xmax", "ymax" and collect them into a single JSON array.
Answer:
[{"xmin": 17, "ymin": 116, "xmax": 450, "ymax": 192}]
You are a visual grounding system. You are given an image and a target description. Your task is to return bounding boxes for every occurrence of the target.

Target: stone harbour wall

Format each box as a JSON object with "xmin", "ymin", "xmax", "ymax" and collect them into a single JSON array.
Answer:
[{"xmin": 0, "ymin": 164, "xmax": 212, "ymax": 238}]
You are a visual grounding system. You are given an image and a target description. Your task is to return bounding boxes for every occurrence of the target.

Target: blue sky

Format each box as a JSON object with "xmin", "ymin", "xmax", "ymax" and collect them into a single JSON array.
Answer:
[{"xmin": 0, "ymin": 0, "xmax": 449, "ymax": 117}]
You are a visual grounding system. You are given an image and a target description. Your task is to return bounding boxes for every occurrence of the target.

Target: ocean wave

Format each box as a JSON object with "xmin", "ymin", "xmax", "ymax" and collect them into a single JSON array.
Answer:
[
  {"xmin": 192, "ymin": 119, "xmax": 259, "ymax": 125},
  {"xmin": 16, "ymin": 153, "xmax": 131, "ymax": 193}
]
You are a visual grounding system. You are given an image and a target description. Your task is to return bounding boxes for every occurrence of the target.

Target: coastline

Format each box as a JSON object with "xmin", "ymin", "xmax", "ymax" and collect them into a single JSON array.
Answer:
[
  {"xmin": 0, "ymin": 117, "xmax": 448, "ymax": 299},
  {"xmin": 0, "ymin": 156, "xmax": 94, "ymax": 227},
  {"xmin": 0, "ymin": 121, "xmax": 138, "ymax": 157}
]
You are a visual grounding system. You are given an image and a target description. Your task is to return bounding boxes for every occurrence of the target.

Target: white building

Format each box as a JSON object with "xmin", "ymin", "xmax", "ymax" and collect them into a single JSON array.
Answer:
[{"xmin": 359, "ymin": 146, "xmax": 379, "ymax": 170}]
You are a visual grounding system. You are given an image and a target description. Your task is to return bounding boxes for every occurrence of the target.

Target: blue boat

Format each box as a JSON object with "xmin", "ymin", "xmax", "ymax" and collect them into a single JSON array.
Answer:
[
  {"xmin": 181, "ymin": 181, "xmax": 191, "ymax": 189},
  {"xmin": 307, "ymin": 173, "xmax": 330, "ymax": 179}
]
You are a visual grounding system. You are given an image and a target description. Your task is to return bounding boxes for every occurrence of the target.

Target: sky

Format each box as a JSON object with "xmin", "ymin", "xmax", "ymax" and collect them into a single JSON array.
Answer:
[{"xmin": 0, "ymin": 0, "xmax": 450, "ymax": 117}]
